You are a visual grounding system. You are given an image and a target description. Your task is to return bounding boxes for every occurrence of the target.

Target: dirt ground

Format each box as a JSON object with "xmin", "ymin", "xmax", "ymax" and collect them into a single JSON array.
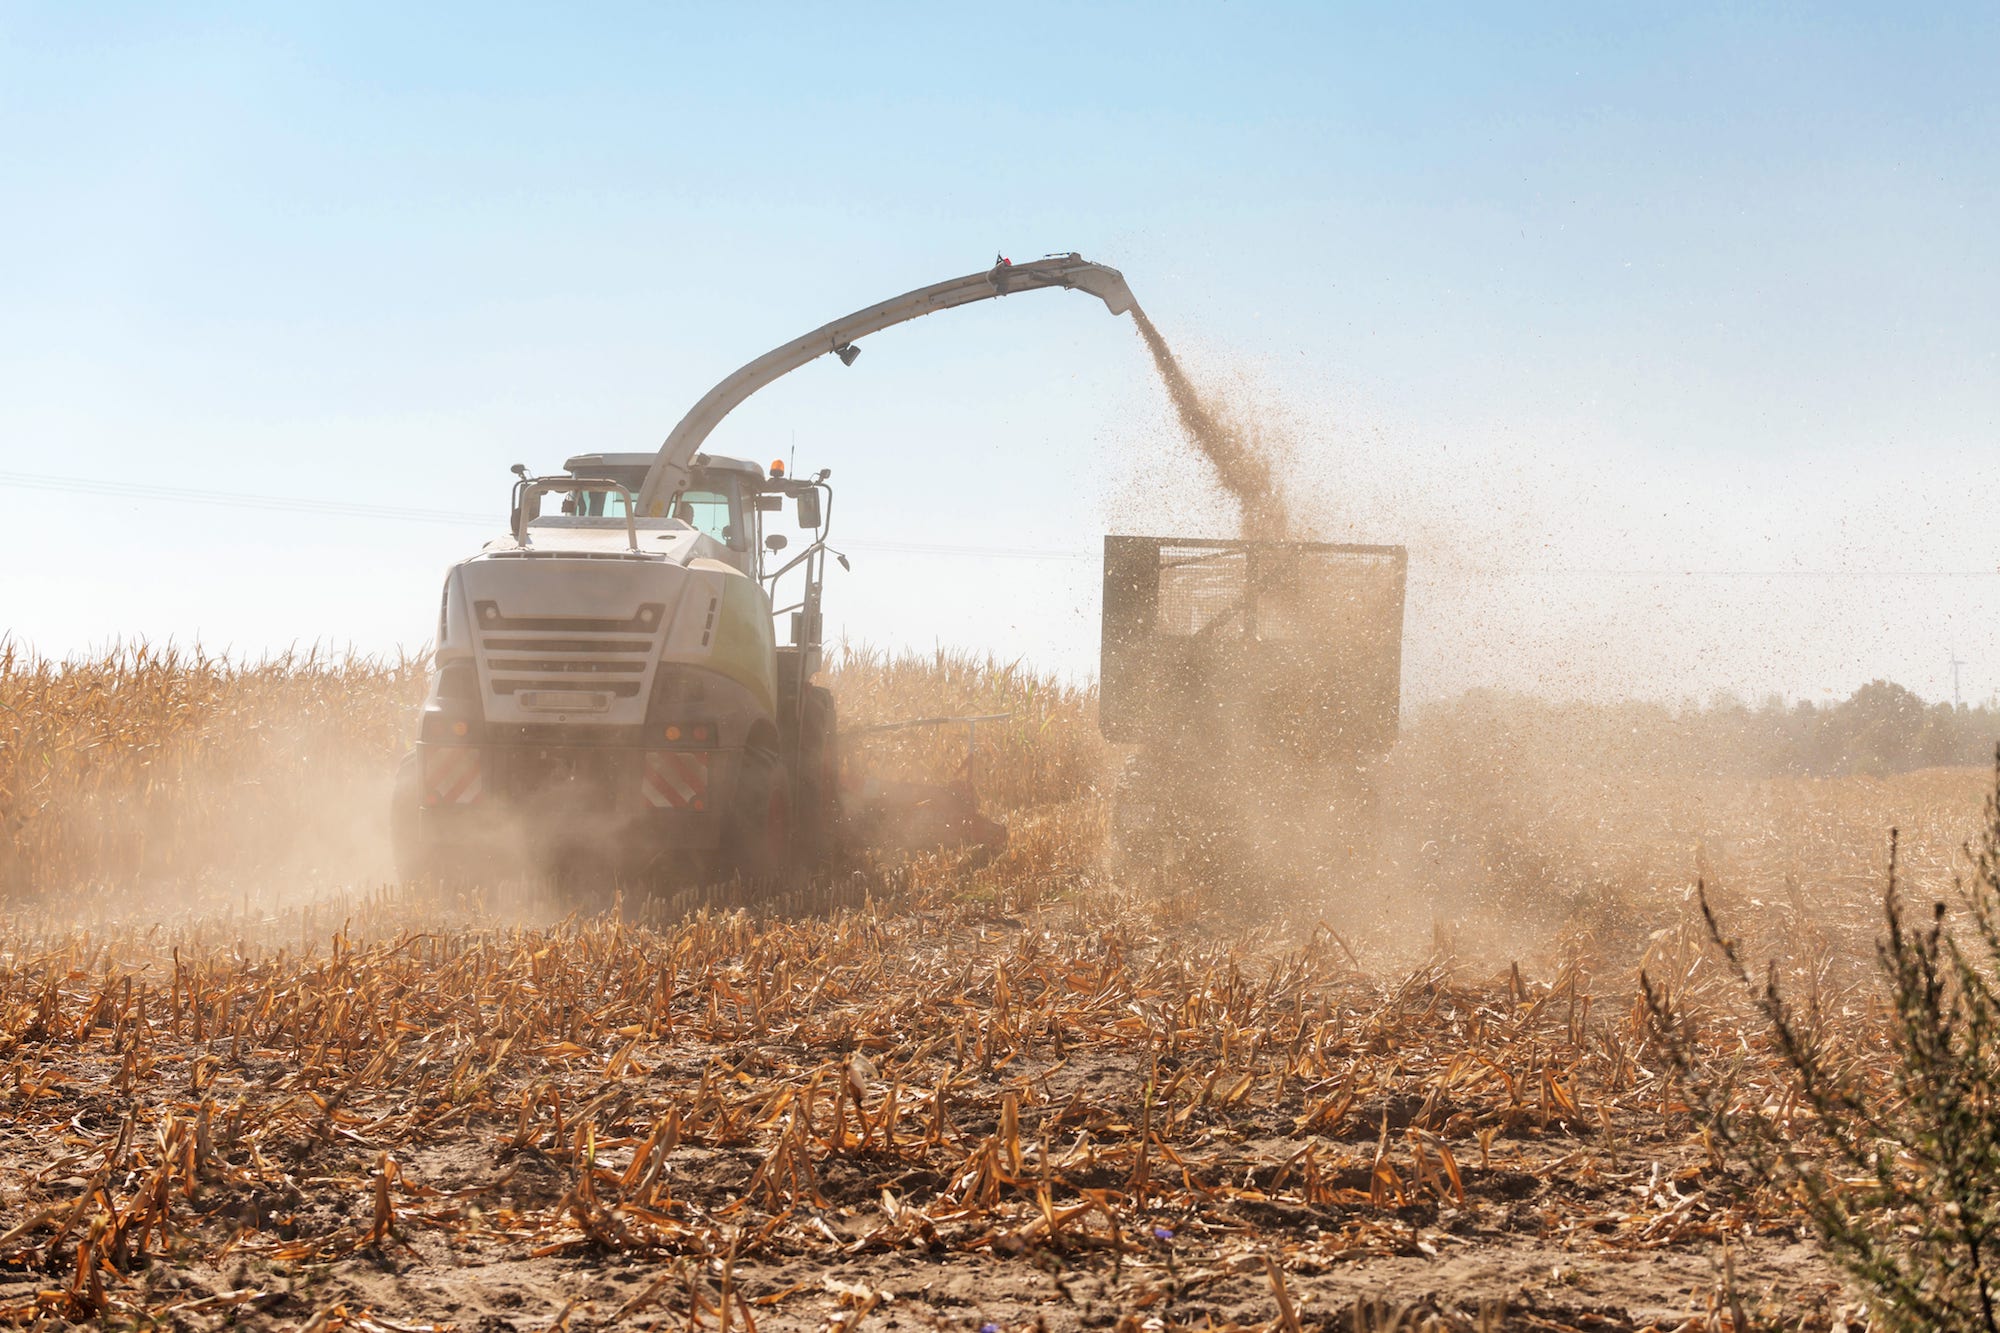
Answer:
[{"xmin": 1, "ymin": 767, "xmax": 1985, "ymax": 1331}]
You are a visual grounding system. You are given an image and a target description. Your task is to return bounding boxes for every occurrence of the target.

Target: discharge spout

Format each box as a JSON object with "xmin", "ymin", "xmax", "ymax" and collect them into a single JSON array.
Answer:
[{"xmin": 636, "ymin": 253, "xmax": 1134, "ymax": 514}]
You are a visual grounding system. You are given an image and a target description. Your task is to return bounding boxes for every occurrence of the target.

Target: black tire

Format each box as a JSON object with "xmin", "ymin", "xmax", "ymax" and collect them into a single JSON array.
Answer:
[{"xmin": 723, "ymin": 747, "xmax": 792, "ymax": 889}]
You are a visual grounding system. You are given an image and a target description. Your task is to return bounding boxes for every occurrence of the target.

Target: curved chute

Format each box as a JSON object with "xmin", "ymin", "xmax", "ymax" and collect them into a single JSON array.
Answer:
[{"xmin": 636, "ymin": 253, "xmax": 1136, "ymax": 513}]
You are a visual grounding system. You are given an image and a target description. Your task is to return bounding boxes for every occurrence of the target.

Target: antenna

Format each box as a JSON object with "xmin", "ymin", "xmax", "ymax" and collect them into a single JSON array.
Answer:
[{"xmin": 1950, "ymin": 648, "xmax": 1967, "ymax": 709}]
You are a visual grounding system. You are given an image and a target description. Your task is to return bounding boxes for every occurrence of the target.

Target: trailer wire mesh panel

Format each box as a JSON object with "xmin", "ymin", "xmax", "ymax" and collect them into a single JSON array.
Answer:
[{"xmin": 1099, "ymin": 535, "xmax": 1407, "ymax": 756}]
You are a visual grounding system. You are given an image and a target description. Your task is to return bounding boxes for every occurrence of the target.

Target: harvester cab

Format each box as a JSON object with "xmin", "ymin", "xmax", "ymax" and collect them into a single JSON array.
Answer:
[{"xmin": 393, "ymin": 449, "xmax": 841, "ymax": 885}]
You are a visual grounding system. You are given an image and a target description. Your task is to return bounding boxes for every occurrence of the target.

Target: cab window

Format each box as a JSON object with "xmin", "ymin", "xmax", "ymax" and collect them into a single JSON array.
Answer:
[{"xmin": 673, "ymin": 485, "xmax": 738, "ymax": 547}]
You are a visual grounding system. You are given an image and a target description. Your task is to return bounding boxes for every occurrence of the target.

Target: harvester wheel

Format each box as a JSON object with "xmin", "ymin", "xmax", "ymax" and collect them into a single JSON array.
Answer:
[{"xmin": 724, "ymin": 747, "xmax": 792, "ymax": 889}]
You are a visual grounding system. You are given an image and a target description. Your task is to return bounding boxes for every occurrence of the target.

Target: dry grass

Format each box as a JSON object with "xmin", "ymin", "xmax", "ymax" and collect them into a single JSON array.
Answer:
[
  {"xmin": 0, "ymin": 644, "xmax": 1099, "ymax": 901},
  {"xmin": 827, "ymin": 645, "xmax": 1106, "ymax": 814},
  {"xmin": 0, "ymin": 645, "xmax": 1992, "ymax": 1330},
  {"xmin": 0, "ymin": 643, "xmax": 423, "ymax": 897}
]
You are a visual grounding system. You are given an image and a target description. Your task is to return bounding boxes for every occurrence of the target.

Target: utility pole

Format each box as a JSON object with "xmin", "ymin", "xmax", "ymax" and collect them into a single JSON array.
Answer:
[{"xmin": 1950, "ymin": 650, "xmax": 1966, "ymax": 709}]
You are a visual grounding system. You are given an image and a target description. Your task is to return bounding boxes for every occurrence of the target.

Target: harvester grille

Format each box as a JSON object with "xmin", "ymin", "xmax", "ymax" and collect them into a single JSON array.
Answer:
[{"xmin": 472, "ymin": 600, "xmax": 663, "ymax": 709}]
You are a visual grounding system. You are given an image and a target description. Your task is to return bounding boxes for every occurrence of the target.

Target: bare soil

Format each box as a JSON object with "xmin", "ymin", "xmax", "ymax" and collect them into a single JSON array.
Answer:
[{"xmin": 1, "ymin": 831, "xmax": 1919, "ymax": 1332}]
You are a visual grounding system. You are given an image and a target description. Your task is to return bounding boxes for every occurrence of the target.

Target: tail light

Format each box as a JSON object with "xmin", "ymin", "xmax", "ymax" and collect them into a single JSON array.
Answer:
[{"xmin": 645, "ymin": 671, "xmax": 717, "ymax": 744}]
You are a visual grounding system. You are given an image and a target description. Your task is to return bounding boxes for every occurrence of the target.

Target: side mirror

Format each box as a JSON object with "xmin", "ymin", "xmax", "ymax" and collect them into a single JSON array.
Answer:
[
  {"xmin": 796, "ymin": 489, "xmax": 823, "ymax": 529},
  {"xmin": 765, "ymin": 533, "xmax": 789, "ymax": 553}
]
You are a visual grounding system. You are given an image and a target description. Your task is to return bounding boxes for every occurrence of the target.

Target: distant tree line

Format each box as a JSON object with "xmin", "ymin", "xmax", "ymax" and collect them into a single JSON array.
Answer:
[
  {"xmin": 1424, "ymin": 681, "xmax": 2000, "ymax": 783},
  {"xmin": 1705, "ymin": 681, "xmax": 2000, "ymax": 778}
]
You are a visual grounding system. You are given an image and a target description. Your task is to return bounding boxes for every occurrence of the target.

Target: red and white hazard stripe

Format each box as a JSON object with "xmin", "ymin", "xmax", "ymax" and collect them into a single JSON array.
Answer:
[
  {"xmin": 423, "ymin": 748, "xmax": 483, "ymax": 806},
  {"xmin": 642, "ymin": 750, "xmax": 709, "ymax": 810}
]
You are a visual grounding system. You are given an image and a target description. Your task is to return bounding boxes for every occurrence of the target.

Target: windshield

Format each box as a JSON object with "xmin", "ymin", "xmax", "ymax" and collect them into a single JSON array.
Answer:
[
  {"xmin": 563, "ymin": 488, "xmax": 634, "ymax": 517},
  {"xmin": 549, "ymin": 474, "xmax": 741, "ymax": 548},
  {"xmin": 673, "ymin": 487, "xmax": 736, "ymax": 545}
]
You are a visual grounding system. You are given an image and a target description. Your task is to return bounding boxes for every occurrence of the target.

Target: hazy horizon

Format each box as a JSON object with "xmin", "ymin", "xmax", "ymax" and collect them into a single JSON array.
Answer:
[{"xmin": 5, "ymin": 4, "xmax": 1995, "ymax": 703}]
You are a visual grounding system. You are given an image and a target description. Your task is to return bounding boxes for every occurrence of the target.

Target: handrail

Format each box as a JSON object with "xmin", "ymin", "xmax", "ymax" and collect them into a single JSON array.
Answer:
[{"xmin": 514, "ymin": 477, "xmax": 641, "ymax": 553}]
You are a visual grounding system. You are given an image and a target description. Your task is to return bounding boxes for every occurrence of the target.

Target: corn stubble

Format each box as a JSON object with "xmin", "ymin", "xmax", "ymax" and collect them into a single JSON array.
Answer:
[{"xmin": 0, "ymin": 644, "xmax": 1989, "ymax": 1329}]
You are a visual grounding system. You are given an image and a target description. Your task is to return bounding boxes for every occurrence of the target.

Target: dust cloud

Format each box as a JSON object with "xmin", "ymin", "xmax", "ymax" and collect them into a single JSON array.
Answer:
[
  {"xmin": 1117, "ymin": 312, "xmax": 1443, "ymax": 950},
  {"xmin": 0, "ymin": 648, "xmax": 421, "ymax": 927},
  {"xmin": 1110, "ymin": 310, "xmax": 1993, "ymax": 974}
]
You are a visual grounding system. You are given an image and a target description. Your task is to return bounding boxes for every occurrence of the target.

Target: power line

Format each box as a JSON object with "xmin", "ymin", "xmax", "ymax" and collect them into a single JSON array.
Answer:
[
  {"xmin": 2, "ymin": 470, "xmax": 1996, "ymax": 577},
  {"xmin": 840, "ymin": 538, "xmax": 1089, "ymax": 562},
  {"xmin": 0, "ymin": 470, "xmax": 491, "ymax": 527},
  {"xmin": 0, "ymin": 470, "xmax": 1082, "ymax": 557},
  {"xmin": 1416, "ymin": 566, "xmax": 2000, "ymax": 579}
]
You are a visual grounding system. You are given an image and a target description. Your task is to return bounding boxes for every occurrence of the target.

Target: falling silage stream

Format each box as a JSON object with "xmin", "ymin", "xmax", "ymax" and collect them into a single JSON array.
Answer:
[{"xmin": 1131, "ymin": 308, "xmax": 1293, "ymax": 540}]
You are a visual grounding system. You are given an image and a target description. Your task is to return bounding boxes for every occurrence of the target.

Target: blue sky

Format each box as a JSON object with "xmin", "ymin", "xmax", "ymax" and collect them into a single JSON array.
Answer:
[{"xmin": 3, "ymin": 4, "xmax": 1996, "ymax": 701}]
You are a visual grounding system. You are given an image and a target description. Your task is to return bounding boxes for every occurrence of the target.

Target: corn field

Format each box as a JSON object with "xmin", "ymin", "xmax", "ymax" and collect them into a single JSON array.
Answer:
[
  {"xmin": 0, "ymin": 646, "xmax": 1990, "ymax": 1330},
  {"xmin": 0, "ymin": 644, "xmax": 425, "ymax": 898}
]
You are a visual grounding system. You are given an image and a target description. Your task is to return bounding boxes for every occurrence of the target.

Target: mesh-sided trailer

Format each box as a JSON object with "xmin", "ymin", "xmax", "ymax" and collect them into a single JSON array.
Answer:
[{"xmin": 1099, "ymin": 535, "xmax": 1408, "ymax": 760}]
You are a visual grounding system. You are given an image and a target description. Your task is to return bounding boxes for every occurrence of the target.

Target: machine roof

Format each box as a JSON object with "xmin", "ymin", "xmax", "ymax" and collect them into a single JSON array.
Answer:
[{"xmin": 563, "ymin": 452, "xmax": 765, "ymax": 479}]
